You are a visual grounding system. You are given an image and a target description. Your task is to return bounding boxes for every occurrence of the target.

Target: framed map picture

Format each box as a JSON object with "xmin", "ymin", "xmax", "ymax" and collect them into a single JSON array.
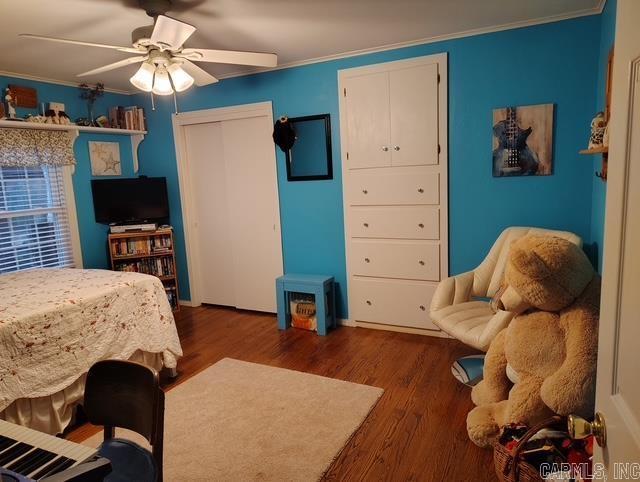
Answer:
[
  {"xmin": 492, "ymin": 103, "xmax": 554, "ymax": 177},
  {"xmin": 89, "ymin": 141, "xmax": 121, "ymax": 176}
]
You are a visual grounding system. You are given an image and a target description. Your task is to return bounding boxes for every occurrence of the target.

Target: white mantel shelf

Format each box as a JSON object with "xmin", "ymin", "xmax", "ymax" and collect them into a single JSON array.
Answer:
[{"xmin": 0, "ymin": 119, "xmax": 147, "ymax": 172}]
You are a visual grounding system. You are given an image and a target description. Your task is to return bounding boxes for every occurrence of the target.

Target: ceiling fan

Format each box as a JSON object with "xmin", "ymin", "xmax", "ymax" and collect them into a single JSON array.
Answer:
[{"xmin": 19, "ymin": 0, "xmax": 277, "ymax": 95}]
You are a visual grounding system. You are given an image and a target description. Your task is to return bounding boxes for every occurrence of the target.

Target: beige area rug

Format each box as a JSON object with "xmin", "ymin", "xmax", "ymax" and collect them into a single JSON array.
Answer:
[{"xmin": 83, "ymin": 358, "xmax": 383, "ymax": 481}]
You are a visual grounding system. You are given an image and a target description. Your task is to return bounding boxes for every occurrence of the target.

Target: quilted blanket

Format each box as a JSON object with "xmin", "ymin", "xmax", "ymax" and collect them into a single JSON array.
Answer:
[{"xmin": 0, "ymin": 268, "xmax": 182, "ymax": 412}]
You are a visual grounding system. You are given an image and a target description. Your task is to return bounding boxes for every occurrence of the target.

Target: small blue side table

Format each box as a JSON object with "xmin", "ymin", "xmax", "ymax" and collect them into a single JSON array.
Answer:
[{"xmin": 276, "ymin": 274, "xmax": 336, "ymax": 336}]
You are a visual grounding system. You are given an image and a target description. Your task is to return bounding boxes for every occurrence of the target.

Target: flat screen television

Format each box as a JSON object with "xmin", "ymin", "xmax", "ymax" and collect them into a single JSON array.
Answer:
[{"xmin": 91, "ymin": 177, "xmax": 170, "ymax": 225}]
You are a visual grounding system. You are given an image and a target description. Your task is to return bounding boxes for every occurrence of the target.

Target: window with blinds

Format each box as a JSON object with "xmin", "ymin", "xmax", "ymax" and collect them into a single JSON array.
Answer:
[{"xmin": 0, "ymin": 165, "xmax": 75, "ymax": 274}]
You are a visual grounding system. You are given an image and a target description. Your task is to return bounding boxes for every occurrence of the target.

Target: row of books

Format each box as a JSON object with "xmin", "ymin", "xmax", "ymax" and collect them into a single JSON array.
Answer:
[
  {"xmin": 165, "ymin": 286, "xmax": 179, "ymax": 310},
  {"xmin": 108, "ymin": 106, "xmax": 146, "ymax": 131},
  {"xmin": 111, "ymin": 237, "xmax": 172, "ymax": 257},
  {"xmin": 114, "ymin": 257, "xmax": 175, "ymax": 277}
]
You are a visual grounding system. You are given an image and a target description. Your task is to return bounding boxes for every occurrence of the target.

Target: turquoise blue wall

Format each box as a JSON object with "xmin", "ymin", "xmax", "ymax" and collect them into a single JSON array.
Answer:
[
  {"xmin": 0, "ymin": 76, "xmax": 136, "ymax": 269},
  {"xmin": 3, "ymin": 13, "xmax": 612, "ymax": 319},
  {"xmin": 133, "ymin": 16, "xmax": 602, "ymax": 318},
  {"xmin": 591, "ymin": 0, "xmax": 617, "ymax": 272}
]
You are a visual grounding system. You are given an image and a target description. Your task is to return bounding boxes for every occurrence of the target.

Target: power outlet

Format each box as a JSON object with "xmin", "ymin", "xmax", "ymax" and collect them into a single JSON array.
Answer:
[{"xmin": 48, "ymin": 102, "xmax": 65, "ymax": 112}]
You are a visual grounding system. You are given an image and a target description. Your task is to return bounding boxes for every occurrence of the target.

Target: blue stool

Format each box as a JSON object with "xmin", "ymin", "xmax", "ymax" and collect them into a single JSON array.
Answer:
[{"xmin": 276, "ymin": 274, "xmax": 336, "ymax": 335}]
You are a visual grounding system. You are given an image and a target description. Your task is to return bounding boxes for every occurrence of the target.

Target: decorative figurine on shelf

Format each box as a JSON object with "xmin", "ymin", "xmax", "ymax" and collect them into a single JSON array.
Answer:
[
  {"xmin": 44, "ymin": 108, "xmax": 72, "ymax": 125},
  {"xmin": 588, "ymin": 111, "xmax": 607, "ymax": 149},
  {"xmin": 78, "ymin": 82, "xmax": 105, "ymax": 126},
  {"xmin": 4, "ymin": 88, "xmax": 18, "ymax": 120},
  {"xmin": 25, "ymin": 114, "xmax": 47, "ymax": 123}
]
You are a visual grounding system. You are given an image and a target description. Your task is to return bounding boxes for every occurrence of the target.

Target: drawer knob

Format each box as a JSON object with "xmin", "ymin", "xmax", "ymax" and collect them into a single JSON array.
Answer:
[
  {"xmin": 419, "ymin": 305, "xmax": 426, "ymax": 311},
  {"xmin": 418, "ymin": 223, "xmax": 425, "ymax": 228},
  {"xmin": 366, "ymin": 300, "xmax": 372, "ymax": 306},
  {"xmin": 393, "ymin": 146, "xmax": 400, "ymax": 151},
  {"xmin": 364, "ymin": 257, "xmax": 370, "ymax": 263},
  {"xmin": 419, "ymin": 260, "xmax": 425, "ymax": 265},
  {"xmin": 382, "ymin": 146, "xmax": 389, "ymax": 152},
  {"xmin": 418, "ymin": 188, "xmax": 424, "ymax": 193},
  {"xmin": 362, "ymin": 189, "xmax": 368, "ymax": 194},
  {"xmin": 363, "ymin": 222, "xmax": 369, "ymax": 228}
]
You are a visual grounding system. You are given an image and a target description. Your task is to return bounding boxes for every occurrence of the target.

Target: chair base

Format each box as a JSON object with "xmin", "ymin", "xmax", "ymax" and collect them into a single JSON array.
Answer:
[{"xmin": 451, "ymin": 355, "xmax": 485, "ymax": 387}]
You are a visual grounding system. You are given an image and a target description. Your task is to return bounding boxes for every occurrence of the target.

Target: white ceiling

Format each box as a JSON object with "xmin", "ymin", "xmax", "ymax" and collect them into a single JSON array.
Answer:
[{"xmin": 1, "ymin": 0, "xmax": 603, "ymax": 93}]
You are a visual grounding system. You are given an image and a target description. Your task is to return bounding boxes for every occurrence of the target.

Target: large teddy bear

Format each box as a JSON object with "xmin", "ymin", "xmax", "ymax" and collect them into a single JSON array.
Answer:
[{"xmin": 466, "ymin": 234, "xmax": 600, "ymax": 448}]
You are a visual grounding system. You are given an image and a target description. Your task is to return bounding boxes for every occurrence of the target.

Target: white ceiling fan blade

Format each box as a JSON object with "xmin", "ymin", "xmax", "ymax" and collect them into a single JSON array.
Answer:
[
  {"xmin": 180, "ymin": 48, "xmax": 277, "ymax": 67},
  {"xmin": 77, "ymin": 56, "xmax": 147, "ymax": 77},
  {"xmin": 179, "ymin": 60, "xmax": 218, "ymax": 86},
  {"xmin": 19, "ymin": 34, "xmax": 142, "ymax": 54},
  {"xmin": 151, "ymin": 15, "xmax": 196, "ymax": 50}
]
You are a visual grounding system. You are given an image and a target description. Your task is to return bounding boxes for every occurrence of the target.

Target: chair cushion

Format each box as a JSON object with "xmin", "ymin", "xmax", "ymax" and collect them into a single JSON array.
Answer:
[
  {"xmin": 98, "ymin": 438, "xmax": 157, "ymax": 482},
  {"xmin": 431, "ymin": 301, "xmax": 495, "ymax": 351}
]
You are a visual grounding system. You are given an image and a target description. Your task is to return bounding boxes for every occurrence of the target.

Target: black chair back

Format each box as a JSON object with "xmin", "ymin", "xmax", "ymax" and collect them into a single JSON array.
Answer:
[{"xmin": 84, "ymin": 360, "xmax": 164, "ymax": 480}]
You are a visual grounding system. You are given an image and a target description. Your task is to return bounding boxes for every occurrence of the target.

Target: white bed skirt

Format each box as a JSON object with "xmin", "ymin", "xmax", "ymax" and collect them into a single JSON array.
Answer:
[{"xmin": 0, "ymin": 350, "xmax": 164, "ymax": 435}]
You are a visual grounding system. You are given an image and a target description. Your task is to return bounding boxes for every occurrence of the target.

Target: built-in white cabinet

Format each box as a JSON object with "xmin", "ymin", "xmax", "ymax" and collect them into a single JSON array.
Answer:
[
  {"xmin": 339, "ymin": 54, "xmax": 448, "ymax": 335},
  {"xmin": 343, "ymin": 63, "xmax": 439, "ymax": 169}
]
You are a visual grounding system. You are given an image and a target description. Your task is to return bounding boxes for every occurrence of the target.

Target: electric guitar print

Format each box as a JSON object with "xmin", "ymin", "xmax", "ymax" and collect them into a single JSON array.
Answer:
[{"xmin": 492, "ymin": 107, "xmax": 539, "ymax": 176}]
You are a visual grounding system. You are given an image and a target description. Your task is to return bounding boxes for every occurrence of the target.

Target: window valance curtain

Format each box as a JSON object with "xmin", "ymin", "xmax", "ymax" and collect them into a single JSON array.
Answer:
[{"xmin": 0, "ymin": 128, "xmax": 76, "ymax": 167}]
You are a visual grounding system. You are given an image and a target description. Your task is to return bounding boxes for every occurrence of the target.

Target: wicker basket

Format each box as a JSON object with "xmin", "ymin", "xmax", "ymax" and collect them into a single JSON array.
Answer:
[{"xmin": 494, "ymin": 416, "xmax": 566, "ymax": 482}]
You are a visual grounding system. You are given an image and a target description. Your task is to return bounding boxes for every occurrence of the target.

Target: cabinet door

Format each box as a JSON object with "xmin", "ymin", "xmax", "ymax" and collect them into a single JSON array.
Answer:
[
  {"xmin": 344, "ymin": 72, "xmax": 392, "ymax": 169},
  {"xmin": 390, "ymin": 63, "xmax": 439, "ymax": 166}
]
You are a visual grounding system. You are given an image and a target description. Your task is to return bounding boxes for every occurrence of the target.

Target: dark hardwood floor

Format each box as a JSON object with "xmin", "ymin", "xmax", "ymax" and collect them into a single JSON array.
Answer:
[{"xmin": 67, "ymin": 305, "xmax": 496, "ymax": 481}]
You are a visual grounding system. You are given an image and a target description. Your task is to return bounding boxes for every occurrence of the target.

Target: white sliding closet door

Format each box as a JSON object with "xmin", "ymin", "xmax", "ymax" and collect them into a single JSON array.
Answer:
[
  {"xmin": 184, "ymin": 122, "xmax": 236, "ymax": 307},
  {"xmin": 222, "ymin": 116, "xmax": 284, "ymax": 312},
  {"xmin": 183, "ymin": 114, "xmax": 283, "ymax": 312}
]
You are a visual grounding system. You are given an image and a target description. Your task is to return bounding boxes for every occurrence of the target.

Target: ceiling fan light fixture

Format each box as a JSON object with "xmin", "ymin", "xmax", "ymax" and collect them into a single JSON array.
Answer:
[
  {"xmin": 130, "ymin": 61, "xmax": 155, "ymax": 92},
  {"xmin": 167, "ymin": 63, "xmax": 194, "ymax": 92},
  {"xmin": 152, "ymin": 66, "xmax": 174, "ymax": 96}
]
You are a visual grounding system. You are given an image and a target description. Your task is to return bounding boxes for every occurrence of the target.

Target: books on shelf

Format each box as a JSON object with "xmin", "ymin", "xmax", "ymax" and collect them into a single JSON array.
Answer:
[
  {"xmin": 108, "ymin": 228, "xmax": 179, "ymax": 312},
  {"xmin": 112, "ymin": 236, "xmax": 172, "ymax": 257},
  {"xmin": 165, "ymin": 286, "xmax": 178, "ymax": 310},
  {"xmin": 113, "ymin": 256, "xmax": 175, "ymax": 277},
  {"xmin": 108, "ymin": 106, "xmax": 146, "ymax": 131}
]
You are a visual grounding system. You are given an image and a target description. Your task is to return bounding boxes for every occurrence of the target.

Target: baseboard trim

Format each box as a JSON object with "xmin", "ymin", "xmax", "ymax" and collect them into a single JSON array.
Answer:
[
  {"xmin": 337, "ymin": 318, "xmax": 357, "ymax": 327},
  {"xmin": 354, "ymin": 320, "xmax": 449, "ymax": 338},
  {"xmin": 178, "ymin": 299, "xmax": 200, "ymax": 307}
]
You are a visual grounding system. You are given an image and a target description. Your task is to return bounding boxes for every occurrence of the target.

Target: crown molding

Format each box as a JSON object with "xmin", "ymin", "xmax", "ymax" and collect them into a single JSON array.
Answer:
[
  {"xmin": 1, "ymin": 2, "xmax": 605, "ymax": 93},
  {"xmin": 215, "ymin": 4, "xmax": 604, "ymax": 81},
  {"xmin": 0, "ymin": 69, "xmax": 133, "ymax": 95}
]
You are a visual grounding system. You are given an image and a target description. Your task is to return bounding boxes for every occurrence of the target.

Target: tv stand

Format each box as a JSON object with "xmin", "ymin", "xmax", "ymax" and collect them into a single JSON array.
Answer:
[{"xmin": 108, "ymin": 227, "xmax": 180, "ymax": 311}]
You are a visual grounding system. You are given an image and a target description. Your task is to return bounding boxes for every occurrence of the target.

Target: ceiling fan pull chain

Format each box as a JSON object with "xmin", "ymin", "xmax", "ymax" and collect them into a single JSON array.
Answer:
[
  {"xmin": 173, "ymin": 90, "xmax": 180, "ymax": 115},
  {"xmin": 150, "ymin": 91, "xmax": 156, "ymax": 112}
]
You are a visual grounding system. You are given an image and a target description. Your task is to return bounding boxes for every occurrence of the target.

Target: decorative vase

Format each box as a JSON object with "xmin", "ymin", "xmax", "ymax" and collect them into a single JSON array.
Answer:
[{"xmin": 87, "ymin": 103, "xmax": 95, "ymax": 126}]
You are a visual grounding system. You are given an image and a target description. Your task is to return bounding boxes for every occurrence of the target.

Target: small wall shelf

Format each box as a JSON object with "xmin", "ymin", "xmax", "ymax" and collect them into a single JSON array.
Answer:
[
  {"xmin": 579, "ymin": 146, "xmax": 609, "ymax": 155},
  {"xmin": 579, "ymin": 145, "xmax": 608, "ymax": 181},
  {"xmin": 0, "ymin": 120, "xmax": 146, "ymax": 173}
]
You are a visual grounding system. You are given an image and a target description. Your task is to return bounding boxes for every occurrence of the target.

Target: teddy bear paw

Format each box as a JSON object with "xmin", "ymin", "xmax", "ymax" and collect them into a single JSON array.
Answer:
[{"xmin": 467, "ymin": 405, "xmax": 501, "ymax": 448}]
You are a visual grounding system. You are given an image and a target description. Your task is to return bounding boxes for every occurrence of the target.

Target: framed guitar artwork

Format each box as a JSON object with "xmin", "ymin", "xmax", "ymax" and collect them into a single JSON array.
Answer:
[{"xmin": 492, "ymin": 103, "xmax": 554, "ymax": 177}]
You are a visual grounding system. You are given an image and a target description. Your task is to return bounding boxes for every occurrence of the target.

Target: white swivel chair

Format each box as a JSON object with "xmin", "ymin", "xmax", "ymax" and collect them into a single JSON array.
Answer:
[{"xmin": 430, "ymin": 227, "xmax": 582, "ymax": 352}]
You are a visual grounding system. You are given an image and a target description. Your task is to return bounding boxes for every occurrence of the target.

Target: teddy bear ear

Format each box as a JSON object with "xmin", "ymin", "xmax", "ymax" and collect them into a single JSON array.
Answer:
[{"xmin": 509, "ymin": 237, "xmax": 551, "ymax": 280}]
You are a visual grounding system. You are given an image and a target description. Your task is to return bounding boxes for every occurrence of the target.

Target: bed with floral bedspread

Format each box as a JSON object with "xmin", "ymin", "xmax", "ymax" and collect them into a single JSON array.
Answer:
[{"xmin": 0, "ymin": 268, "xmax": 183, "ymax": 434}]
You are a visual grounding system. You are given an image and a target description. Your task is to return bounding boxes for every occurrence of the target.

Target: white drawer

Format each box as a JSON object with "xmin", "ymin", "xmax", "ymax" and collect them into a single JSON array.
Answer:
[
  {"xmin": 350, "ymin": 240, "xmax": 440, "ymax": 281},
  {"xmin": 350, "ymin": 277, "xmax": 440, "ymax": 330},
  {"xmin": 349, "ymin": 206, "xmax": 439, "ymax": 239},
  {"xmin": 347, "ymin": 169, "xmax": 439, "ymax": 205}
]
